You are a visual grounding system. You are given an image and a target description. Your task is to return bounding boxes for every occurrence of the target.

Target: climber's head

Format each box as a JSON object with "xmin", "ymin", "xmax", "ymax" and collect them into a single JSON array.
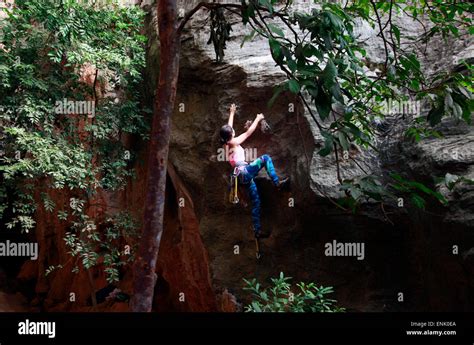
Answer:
[{"xmin": 220, "ymin": 124, "xmax": 234, "ymax": 144}]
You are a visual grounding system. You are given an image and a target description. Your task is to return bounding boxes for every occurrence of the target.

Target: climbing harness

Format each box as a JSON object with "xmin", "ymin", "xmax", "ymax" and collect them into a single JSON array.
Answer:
[
  {"xmin": 229, "ymin": 166, "xmax": 241, "ymax": 204},
  {"xmin": 228, "ymin": 163, "xmax": 249, "ymax": 205}
]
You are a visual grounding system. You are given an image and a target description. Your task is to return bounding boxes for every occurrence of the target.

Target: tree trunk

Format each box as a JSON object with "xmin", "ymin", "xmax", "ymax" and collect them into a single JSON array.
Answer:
[{"xmin": 130, "ymin": 0, "xmax": 180, "ymax": 312}]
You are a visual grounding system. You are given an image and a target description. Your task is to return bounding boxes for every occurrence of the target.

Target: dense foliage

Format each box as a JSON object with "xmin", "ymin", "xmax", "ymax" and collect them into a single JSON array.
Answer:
[
  {"xmin": 0, "ymin": 0, "xmax": 148, "ymax": 283},
  {"xmin": 244, "ymin": 272, "xmax": 345, "ymax": 312}
]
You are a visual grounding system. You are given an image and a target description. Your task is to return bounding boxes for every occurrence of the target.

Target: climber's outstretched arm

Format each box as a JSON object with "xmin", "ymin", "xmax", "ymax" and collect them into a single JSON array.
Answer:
[
  {"xmin": 227, "ymin": 103, "xmax": 236, "ymax": 127},
  {"xmin": 232, "ymin": 114, "xmax": 264, "ymax": 145}
]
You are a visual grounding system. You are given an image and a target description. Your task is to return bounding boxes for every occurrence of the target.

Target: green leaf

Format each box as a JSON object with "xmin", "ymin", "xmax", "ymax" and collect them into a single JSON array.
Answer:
[
  {"xmin": 268, "ymin": 84, "xmax": 286, "ymax": 108},
  {"xmin": 411, "ymin": 194, "xmax": 426, "ymax": 210},
  {"xmin": 451, "ymin": 91, "xmax": 473, "ymax": 124},
  {"xmin": 269, "ymin": 38, "xmax": 282, "ymax": 61},
  {"xmin": 287, "ymin": 58, "xmax": 297, "ymax": 72},
  {"xmin": 318, "ymin": 131, "xmax": 334, "ymax": 156},
  {"xmin": 288, "ymin": 79, "xmax": 300, "ymax": 94},
  {"xmin": 337, "ymin": 131, "xmax": 350, "ymax": 151},
  {"xmin": 322, "ymin": 58, "xmax": 337, "ymax": 90},
  {"xmin": 445, "ymin": 173, "xmax": 460, "ymax": 190},
  {"xmin": 241, "ymin": 2, "xmax": 255, "ymax": 24},
  {"xmin": 445, "ymin": 93, "xmax": 454, "ymax": 108},
  {"xmin": 330, "ymin": 83, "xmax": 344, "ymax": 104},
  {"xmin": 258, "ymin": 0, "xmax": 273, "ymax": 14},
  {"xmin": 318, "ymin": 146, "xmax": 332, "ymax": 157},
  {"xmin": 457, "ymin": 86, "xmax": 472, "ymax": 100},
  {"xmin": 408, "ymin": 53, "xmax": 421, "ymax": 70},
  {"xmin": 452, "ymin": 102, "xmax": 463, "ymax": 119},
  {"xmin": 427, "ymin": 100, "xmax": 445, "ymax": 126},
  {"xmin": 315, "ymin": 86, "xmax": 332, "ymax": 120},
  {"xmin": 408, "ymin": 181, "xmax": 434, "ymax": 195},
  {"xmin": 326, "ymin": 12, "xmax": 343, "ymax": 31},
  {"xmin": 241, "ymin": 29, "xmax": 257, "ymax": 48},
  {"xmin": 295, "ymin": 43, "xmax": 304, "ymax": 59},
  {"xmin": 267, "ymin": 23, "xmax": 284, "ymax": 37},
  {"xmin": 251, "ymin": 302, "xmax": 262, "ymax": 312},
  {"xmin": 392, "ymin": 24, "xmax": 400, "ymax": 45}
]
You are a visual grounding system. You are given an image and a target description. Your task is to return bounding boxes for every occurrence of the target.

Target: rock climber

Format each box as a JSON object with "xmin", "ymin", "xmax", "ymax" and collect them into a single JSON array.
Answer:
[{"xmin": 219, "ymin": 103, "xmax": 289, "ymax": 239}]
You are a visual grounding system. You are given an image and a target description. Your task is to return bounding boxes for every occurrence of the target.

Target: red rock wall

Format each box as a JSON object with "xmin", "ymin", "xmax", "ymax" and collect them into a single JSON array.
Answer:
[
  {"xmin": 154, "ymin": 163, "xmax": 217, "ymax": 311},
  {"xmin": 17, "ymin": 143, "xmax": 221, "ymax": 311}
]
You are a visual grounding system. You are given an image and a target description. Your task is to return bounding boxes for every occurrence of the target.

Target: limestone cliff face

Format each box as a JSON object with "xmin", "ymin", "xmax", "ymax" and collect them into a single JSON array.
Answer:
[{"xmin": 153, "ymin": 0, "xmax": 474, "ymax": 311}]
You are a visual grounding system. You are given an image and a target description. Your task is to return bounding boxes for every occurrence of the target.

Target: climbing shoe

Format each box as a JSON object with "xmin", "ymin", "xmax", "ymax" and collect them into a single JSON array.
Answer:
[{"xmin": 277, "ymin": 177, "xmax": 290, "ymax": 191}]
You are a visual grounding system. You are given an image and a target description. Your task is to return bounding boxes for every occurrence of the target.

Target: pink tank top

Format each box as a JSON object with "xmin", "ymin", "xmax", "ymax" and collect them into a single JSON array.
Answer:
[{"xmin": 229, "ymin": 145, "xmax": 246, "ymax": 167}]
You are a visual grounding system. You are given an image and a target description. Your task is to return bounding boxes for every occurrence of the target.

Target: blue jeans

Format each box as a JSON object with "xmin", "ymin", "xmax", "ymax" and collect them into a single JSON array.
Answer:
[{"xmin": 240, "ymin": 154, "xmax": 279, "ymax": 237}]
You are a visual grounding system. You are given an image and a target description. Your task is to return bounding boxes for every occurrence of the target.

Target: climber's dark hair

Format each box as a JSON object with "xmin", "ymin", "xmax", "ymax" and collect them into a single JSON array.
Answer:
[{"xmin": 219, "ymin": 125, "xmax": 233, "ymax": 144}]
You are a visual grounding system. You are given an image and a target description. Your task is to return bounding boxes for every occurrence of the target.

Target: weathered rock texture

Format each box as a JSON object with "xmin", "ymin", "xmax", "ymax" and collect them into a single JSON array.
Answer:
[
  {"xmin": 160, "ymin": 0, "xmax": 474, "ymax": 311},
  {"xmin": 1, "ymin": 0, "xmax": 472, "ymax": 313}
]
